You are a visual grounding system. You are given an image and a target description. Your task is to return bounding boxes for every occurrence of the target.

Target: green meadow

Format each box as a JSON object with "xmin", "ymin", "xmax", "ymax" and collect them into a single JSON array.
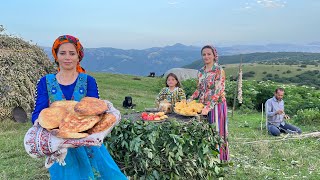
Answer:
[{"xmin": 0, "ymin": 73, "xmax": 319, "ymax": 179}]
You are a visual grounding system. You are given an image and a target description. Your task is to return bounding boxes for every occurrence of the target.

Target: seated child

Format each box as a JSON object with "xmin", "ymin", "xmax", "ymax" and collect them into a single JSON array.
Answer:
[{"xmin": 155, "ymin": 73, "xmax": 186, "ymax": 112}]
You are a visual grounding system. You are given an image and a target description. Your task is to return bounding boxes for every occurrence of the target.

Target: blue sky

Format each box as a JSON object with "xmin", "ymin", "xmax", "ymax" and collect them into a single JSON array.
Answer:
[{"xmin": 1, "ymin": 0, "xmax": 319, "ymax": 49}]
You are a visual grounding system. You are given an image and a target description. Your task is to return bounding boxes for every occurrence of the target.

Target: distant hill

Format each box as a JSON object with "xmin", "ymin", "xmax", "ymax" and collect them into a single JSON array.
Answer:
[
  {"xmin": 42, "ymin": 43, "xmax": 199, "ymax": 76},
  {"xmin": 183, "ymin": 52, "xmax": 320, "ymax": 70},
  {"xmin": 42, "ymin": 43, "xmax": 320, "ymax": 76}
]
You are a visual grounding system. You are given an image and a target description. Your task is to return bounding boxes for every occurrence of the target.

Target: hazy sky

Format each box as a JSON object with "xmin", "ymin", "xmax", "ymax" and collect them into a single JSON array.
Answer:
[{"xmin": 1, "ymin": 0, "xmax": 319, "ymax": 49}]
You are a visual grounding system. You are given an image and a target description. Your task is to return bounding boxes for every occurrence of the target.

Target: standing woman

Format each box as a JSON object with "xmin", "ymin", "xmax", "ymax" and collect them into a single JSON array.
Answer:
[
  {"xmin": 31, "ymin": 35, "xmax": 127, "ymax": 179},
  {"xmin": 189, "ymin": 45, "xmax": 229, "ymax": 162}
]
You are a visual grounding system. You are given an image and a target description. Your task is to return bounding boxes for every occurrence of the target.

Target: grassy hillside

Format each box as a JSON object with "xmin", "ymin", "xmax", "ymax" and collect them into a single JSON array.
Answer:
[
  {"xmin": 0, "ymin": 73, "xmax": 319, "ymax": 179},
  {"xmin": 223, "ymin": 63, "xmax": 319, "ymax": 81},
  {"xmin": 183, "ymin": 52, "xmax": 320, "ymax": 88},
  {"xmin": 91, "ymin": 73, "xmax": 162, "ymax": 113}
]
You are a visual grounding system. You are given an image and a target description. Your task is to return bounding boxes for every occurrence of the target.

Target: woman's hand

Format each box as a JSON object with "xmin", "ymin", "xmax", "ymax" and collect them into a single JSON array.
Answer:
[
  {"xmin": 33, "ymin": 119, "xmax": 40, "ymax": 127},
  {"xmin": 201, "ymin": 108, "xmax": 210, "ymax": 115}
]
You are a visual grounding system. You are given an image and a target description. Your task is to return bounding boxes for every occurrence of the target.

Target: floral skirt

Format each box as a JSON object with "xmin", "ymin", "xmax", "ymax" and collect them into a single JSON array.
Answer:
[
  {"xmin": 49, "ymin": 144, "xmax": 127, "ymax": 180},
  {"xmin": 208, "ymin": 101, "xmax": 229, "ymax": 162}
]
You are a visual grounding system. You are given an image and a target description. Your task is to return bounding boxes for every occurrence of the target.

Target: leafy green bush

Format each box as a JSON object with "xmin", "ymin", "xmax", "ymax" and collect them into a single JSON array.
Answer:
[
  {"xmin": 181, "ymin": 79, "xmax": 197, "ymax": 98},
  {"xmin": 294, "ymin": 108, "xmax": 320, "ymax": 125},
  {"xmin": 266, "ymin": 73, "xmax": 273, "ymax": 77},
  {"xmin": 106, "ymin": 119, "xmax": 224, "ymax": 179},
  {"xmin": 243, "ymin": 71, "xmax": 255, "ymax": 79},
  {"xmin": 181, "ymin": 79, "xmax": 320, "ymax": 116},
  {"xmin": 267, "ymin": 70, "xmax": 320, "ymax": 89}
]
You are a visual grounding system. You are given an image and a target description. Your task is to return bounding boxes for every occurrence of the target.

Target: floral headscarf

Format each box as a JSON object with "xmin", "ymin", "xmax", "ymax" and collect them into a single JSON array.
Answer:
[{"xmin": 52, "ymin": 35, "xmax": 85, "ymax": 73}]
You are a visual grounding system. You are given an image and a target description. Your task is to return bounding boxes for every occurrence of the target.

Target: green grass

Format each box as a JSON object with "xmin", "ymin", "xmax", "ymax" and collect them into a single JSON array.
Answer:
[
  {"xmin": 223, "ymin": 64, "xmax": 319, "ymax": 81},
  {"xmin": 1, "ymin": 73, "xmax": 319, "ymax": 179},
  {"xmin": 91, "ymin": 73, "xmax": 162, "ymax": 113},
  {"xmin": 226, "ymin": 113, "xmax": 320, "ymax": 179},
  {"xmin": 0, "ymin": 121, "xmax": 49, "ymax": 180}
]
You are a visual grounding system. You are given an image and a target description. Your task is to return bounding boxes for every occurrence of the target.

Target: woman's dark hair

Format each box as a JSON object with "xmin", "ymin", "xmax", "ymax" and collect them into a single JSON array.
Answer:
[
  {"xmin": 201, "ymin": 45, "xmax": 214, "ymax": 54},
  {"xmin": 54, "ymin": 47, "xmax": 60, "ymax": 66},
  {"xmin": 165, "ymin": 73, "xmax": 181, "ymax": 87}
]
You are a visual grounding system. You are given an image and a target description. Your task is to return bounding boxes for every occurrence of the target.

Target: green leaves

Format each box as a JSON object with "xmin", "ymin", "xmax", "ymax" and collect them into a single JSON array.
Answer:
[
  {"xmin": 105, "ymin": 119, "xmax": 223, "ymax": 179},
  {"xmin": 183, "ymin": 78, "xmax": 320, "ymax": 116},
  {"xmin": 294, "ymin": 108, "xmax": 320, "ymax": 125}
]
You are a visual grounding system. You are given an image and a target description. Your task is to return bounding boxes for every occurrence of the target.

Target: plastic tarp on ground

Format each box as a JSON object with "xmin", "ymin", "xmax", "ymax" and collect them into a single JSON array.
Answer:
[{"xmin": 164, "ymin": 68, "xmax": 198, "ymax": 81}]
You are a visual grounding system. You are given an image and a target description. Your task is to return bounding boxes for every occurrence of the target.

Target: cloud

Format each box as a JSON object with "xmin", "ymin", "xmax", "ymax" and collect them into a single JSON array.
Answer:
[
  {"xmin": 244, "ymin": 2, "xmax": 252, "ymax": 9},
  {"xmin": 168, "ymin": 1, "xmax": 180, "ymax": 5},
  {"xmin": 240, "ymin": 0, "xmax": 286, "ymax": 10},
  {"xmin": 256, "ymin": 0, "xmax": 286, "ymax": 8}
]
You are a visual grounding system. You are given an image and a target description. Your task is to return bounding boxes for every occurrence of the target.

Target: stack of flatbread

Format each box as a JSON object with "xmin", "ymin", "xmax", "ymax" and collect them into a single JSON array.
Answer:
[{"xmin": 38, "ymin": 97, "xmax": 116, "ymax": 139}]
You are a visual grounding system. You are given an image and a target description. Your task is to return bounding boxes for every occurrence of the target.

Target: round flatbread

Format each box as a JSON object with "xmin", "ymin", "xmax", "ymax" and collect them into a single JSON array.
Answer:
[
  {"xmin": 51, "ymin": 129, "xmax": 89, "ymax": 139},
  {"xmin": 50, "ymin": 100, "xmax": 78, "ymax": 113},
  {"xmin": 38, "ymin": 107, "xmax": 68, "ymax": 130},
  {"xmin": 59, "ymin": 113, "xmax": 101, "ymax": 133},
  {"xmin": 74, "ymin": 97, "xmax": 108, "ymax": 116},
  {"xmin": 88, "ymin": 113, "xmax": 116, "ymax": 134}
]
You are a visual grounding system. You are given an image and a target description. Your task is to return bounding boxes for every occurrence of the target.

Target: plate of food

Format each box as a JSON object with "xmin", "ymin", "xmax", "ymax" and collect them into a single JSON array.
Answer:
[
  {"xmin": 141, "ymin": 112, "xmax": 168, "ymax": 122},
  {"xmin": 174, "ymin": 110, "xmax": 199, "ymax": 117},
  {"xmin": 174, "ymin": 100, "xmax": 204, "ymax": 117}
]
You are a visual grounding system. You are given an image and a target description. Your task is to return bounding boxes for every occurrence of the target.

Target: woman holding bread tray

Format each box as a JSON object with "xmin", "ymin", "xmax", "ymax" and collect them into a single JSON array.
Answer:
[{"xmin": 25, "ymin": 35, "xmax": 127, "ymax": 179}]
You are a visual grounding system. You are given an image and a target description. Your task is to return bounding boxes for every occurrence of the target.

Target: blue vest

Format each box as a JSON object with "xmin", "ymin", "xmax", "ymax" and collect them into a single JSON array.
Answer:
[{"xmin": 45, "ymin": 73, "xmax": 87, "ymax": 104}]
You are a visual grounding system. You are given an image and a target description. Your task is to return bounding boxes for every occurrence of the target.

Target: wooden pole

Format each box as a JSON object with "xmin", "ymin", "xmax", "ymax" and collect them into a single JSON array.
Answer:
[
  {"xmin": 265, "ymin": 102, "xmax": 268, "ymax": 134},
  {"xmin": 261, "ymin": 103, "xmax": 263, "ymax": 131},
  {"xmin": 231, "ymin": 57, "xmax": 242, "ymax": 118}
]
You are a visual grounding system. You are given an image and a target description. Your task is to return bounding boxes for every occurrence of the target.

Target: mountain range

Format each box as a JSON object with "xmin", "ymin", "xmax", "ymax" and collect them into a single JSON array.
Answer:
[{"xmin": 42, "ymin": 43, "xmax": 320, "ymax": 76}]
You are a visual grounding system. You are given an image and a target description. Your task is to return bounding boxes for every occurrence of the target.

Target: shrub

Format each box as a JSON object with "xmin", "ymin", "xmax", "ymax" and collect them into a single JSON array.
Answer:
[
  {"xmin": 266, "ymin": 73, "xmax": 273, "ymax": 77},
  {"xmin": 0, "ymin": 33, "xmax": 55, "ymax": 121},
  {"xmin": 243, "ymin": 71, "xmax": 255, "ymax": 79},
  {"xmin": 262, "ymin": 71, "xmax": 267, "ymax": 74},
  {"xmin": 181, "ymin": 78, "xmax": 197, "ymax": 98},
  {"xmin": 106, "ymin": 119, "xmax": 224, "ymax": 179},
  {"xmin": 181, "ymin": 79, "xmax": 320, "ymax": 115},
  {"xmin": 294, "ymin": 108, "xmax": 320, "ymax": 125}
]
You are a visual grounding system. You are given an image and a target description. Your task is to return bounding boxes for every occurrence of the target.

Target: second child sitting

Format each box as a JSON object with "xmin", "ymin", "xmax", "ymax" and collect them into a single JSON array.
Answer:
[{"xmin": 155, "ymin": 73, "xmax": 186, "ymax": 112}]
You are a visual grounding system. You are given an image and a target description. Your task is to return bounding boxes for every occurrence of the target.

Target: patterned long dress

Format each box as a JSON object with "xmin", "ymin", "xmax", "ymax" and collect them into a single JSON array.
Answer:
[
  {"xmin": 191, "ymin": 63, "xmax": 229, "ymax": 161},
  {"xmin": 31, "ymin": 73, "xmax": 127, "ymax": 180}
]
